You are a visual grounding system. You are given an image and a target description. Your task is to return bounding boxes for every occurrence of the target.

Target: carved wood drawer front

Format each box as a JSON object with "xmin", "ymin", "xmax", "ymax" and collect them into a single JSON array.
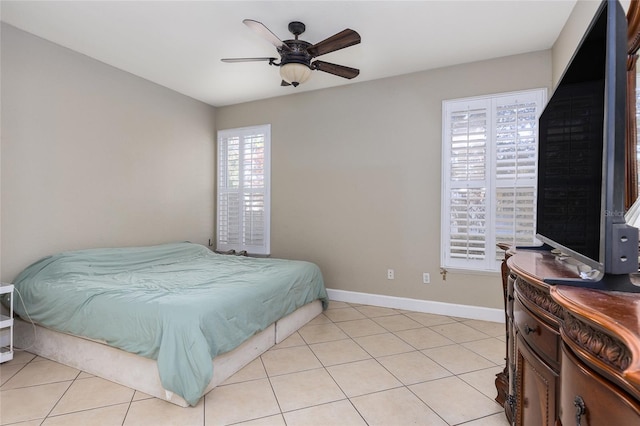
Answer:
[
  {"xmin": 516, "ymin": 334, "xmax": 558, "ymax": 426},
  {"xmin": 560, "ymin": 344, "xmax": 640, "ymax": 426},
  {"xmin": 514, "ymin": 296, "xmax": 560, "ymax": 370}
]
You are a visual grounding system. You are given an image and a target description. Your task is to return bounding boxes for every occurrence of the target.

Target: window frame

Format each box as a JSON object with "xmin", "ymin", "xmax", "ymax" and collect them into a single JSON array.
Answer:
[
  {"xmin": 441, "ymin": 89, "xmax": 546, "ymax": 273},
  {"xmin": 216, "ymin": 124, "xmax": 271, "ymax": 255}
]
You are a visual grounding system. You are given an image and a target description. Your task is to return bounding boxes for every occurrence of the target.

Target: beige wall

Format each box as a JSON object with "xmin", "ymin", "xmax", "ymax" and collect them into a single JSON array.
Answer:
[
  {"xmin": 551, "ymin": 0, "xmax": 602, "ymax": 86},
  {"xmin": 552, "ymin": 0, "xmax": 630, "ymax": 88},
  {"xmin": 0, "ymin": 24, "xmax": 216, "ymax": 281},
  {"xmin": 216, "ymin": 50, "xmax": 553, "ymax": 310}
]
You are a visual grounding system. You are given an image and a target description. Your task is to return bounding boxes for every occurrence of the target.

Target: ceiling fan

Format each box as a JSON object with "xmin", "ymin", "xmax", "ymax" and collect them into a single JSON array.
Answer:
[{"xmin": 221, "ymin": 20, "xmax": 361, "ymax": 87}]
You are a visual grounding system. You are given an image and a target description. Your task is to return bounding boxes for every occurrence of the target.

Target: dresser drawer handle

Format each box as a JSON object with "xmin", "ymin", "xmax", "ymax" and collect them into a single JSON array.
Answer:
[
  {"xmin": 523, "ymin": 324, "xmax": 538, "ymax": 335},
  {"xmin": 574, "ymin": 395, "xmax": 586, "ymax": 426}
]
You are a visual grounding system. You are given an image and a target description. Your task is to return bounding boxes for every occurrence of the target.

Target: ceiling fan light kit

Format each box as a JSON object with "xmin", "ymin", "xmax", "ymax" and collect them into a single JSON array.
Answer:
[
  {"xmin": 222, "ymin": 19, "xmax": 360, "ymax": 87},
  {"xmin": 280, "ymin": 63, "xmax": 311, "ymax": 87}
]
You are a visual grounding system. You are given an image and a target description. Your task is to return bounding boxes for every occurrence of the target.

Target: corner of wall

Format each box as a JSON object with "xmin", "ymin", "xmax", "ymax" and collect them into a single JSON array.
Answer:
[{"xmin": 551, "ymin": 0, "xmax": 602, "ymax": 87}]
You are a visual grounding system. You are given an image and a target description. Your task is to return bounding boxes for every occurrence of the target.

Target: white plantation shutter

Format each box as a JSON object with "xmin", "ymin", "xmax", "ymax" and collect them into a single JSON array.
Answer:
[
  {"xmin": 494, "ymin": 97, "xmax": 539, "ymax": 261},
  {"xmin": 495, "ymin": 187, "xmax": 536, "ymax": 260},
  {"xmin": 442, "ymin": 90, "xmax": 545, "ymax": 271},
  {"xmin": 449, "ymin": 188, "xmax": 487, "ymax": 260},
  {"xmin": 447, "ymin": 101, "xmax": 489, "ymax": 264},
  {"xmin": 217, "ymin": 125, "xmax": 270, "ymax": 255}
]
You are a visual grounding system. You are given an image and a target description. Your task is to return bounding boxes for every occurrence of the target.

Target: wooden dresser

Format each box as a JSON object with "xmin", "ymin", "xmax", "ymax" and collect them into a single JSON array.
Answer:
[{"xmin": 496, "ymin": 248, "xmax": 640, "ymax": 425}]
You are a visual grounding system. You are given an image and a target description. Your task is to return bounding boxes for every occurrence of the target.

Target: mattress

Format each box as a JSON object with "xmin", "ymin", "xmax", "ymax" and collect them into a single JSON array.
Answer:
[
  {"xmin": 3, "ymin": 242, "xmax": 328, "ymax": 405},
  {"xmin": 13, "ymin": 299, "xmax": 324, "ymax": 407}
]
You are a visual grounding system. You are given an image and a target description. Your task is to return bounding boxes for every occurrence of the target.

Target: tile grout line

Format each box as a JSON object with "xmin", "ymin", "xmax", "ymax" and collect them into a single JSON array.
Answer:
[
  {"xmin": 40, "ymin": 367, "xmax": 80, "ymax": 423},
  {"xmin": 261, "ymin": 350, "xmax": 286, "ymax": 424}
]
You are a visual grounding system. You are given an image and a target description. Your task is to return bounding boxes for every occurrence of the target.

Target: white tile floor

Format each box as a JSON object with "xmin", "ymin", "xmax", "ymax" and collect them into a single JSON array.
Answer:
[{"xmin": 0, "ymin": 301, "xmax": 510, "ymax": 426}]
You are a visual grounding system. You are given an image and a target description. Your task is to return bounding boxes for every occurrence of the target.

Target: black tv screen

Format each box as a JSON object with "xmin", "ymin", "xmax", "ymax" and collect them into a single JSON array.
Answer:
[
  {"xmin": 535, "ymin": 0, "xmax": 638, "ymax": 277},
  {"xmin": 537, "ymin": 61, "xmax": 605, "ymax": 261}
]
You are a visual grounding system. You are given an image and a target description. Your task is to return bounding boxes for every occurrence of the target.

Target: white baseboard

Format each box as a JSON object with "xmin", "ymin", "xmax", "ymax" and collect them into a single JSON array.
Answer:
[{"xmin": 326, "ymin": 288, "xmax": 505, "ymax": 323}]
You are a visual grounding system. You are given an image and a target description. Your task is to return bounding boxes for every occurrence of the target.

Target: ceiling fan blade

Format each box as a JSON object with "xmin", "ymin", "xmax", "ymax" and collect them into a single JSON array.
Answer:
[
  {"xmin": 221, "ymin": 57, "xmax": 277, "ymax": 63},
  {"xmin": 243, "ymin": 19, "xmax": 291, "ymax": 51},
  {"xmin": 307, "ymin": 29, "xmax": 361, "ymax": 57},
  {"xmin": 312, "ymin": 60, "xmax": 360, "ymax": 79},
  {"xmin": 281, "ymin": 80, "xmax": 291, "ymax": 87}
]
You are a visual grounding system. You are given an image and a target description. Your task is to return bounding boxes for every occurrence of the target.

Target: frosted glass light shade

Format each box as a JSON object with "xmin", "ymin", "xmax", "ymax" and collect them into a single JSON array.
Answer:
[{"xmin": 280, "ymin": 63, "xmax": 312, "ymax": 86}]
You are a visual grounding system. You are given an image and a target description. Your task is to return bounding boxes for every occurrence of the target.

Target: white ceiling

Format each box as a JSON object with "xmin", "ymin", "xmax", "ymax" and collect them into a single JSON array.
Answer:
[{"xmin": 1, "ymin": 0, "xmax": 577, "ymax": 107}]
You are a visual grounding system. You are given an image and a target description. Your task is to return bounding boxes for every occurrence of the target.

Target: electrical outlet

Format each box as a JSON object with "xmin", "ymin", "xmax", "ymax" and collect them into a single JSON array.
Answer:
[
  {"xmin": 387, "ymin": 269, "xmax": 395, "ymax": 280},
  {"xmin": 423, "ymin": 272, "xmax": 430, "ymax": 284}
]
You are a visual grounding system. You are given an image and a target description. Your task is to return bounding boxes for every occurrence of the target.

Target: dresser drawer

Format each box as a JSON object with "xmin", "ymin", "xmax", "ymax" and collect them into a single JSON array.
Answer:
[
  {"xmin": 560, "ymin": 344, "xmax": 640, "ymax": 426},
  {"xmin": 514, "ymin": 296, "xmax": 560, "ymax": 370}
]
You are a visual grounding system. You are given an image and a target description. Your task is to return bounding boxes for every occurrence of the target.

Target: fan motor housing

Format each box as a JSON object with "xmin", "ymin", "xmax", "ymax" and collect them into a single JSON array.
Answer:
[{"xmin": 279, "ymin": 40, "xmax": 312, "ymax": 67}]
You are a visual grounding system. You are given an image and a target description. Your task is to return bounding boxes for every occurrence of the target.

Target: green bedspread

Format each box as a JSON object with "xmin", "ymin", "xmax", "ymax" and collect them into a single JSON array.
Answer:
[{"xmin": 7, "ymin": 242, "xmax": 328, "ymax": 405}]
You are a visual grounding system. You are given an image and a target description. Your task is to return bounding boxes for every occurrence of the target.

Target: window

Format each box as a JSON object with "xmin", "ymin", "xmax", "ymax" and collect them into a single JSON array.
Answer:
[
  {"xmin": 441, "ymin": 89, "xmax": 546, "ymax": 272},
  {"xmin": 217, "ymin": 124, "xmax": 271, "ymax": 255}
]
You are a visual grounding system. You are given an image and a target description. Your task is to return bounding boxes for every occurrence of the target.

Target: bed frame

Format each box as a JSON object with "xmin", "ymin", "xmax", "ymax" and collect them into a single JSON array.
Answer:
[{"xmin": 13, "ymin": 299, "xmax": 323, "ymax": 407}]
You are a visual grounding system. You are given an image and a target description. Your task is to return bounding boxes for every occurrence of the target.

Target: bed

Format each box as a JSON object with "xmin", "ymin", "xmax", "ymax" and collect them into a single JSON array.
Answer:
[{"xmin": 4, "ymin": 242, "xmax": 328, "ymax": 407}]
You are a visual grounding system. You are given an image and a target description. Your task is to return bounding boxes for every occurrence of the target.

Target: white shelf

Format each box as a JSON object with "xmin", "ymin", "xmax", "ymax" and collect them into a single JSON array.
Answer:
[
  {"xmin": 0, "ymin": 314, "xmax": 13, "ymax": 329},
  {"xmin": 0, "ymin": 346, "xmax": 13, "ymax": 363},
  {"xmin": 0, "ymin": 283, "xmax": 14, "ymax": 363}
]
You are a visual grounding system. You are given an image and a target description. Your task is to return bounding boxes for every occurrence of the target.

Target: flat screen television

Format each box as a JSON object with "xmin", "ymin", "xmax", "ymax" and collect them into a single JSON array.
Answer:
[{"xmin": 534, "ymin": 0, "xmax": 640, "ymax": 291}]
